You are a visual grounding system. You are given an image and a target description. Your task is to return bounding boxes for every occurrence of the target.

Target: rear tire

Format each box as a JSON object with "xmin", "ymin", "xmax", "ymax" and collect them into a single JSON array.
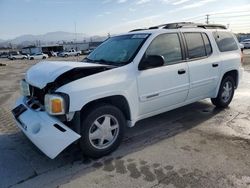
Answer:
[
  {"xmin": 80, "ymin": 104, "xmax": 125, "ymax": 158},
  {"xmin": 211, "ymin": 76, "xmax": 235, "ymax": 108}
]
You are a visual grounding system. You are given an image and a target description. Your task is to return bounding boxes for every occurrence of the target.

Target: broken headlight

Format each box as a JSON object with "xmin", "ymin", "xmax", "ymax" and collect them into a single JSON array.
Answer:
[{"xmin": 20, "ymin": 80, "xmax": 30, "ymax": 96}]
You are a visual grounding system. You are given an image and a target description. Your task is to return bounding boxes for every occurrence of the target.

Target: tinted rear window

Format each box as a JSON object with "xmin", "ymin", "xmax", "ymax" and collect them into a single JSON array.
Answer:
[
  {"xmin": 184, "ymin": 33, "xmax": 206, "ymax": 59},
  {"xmin": 213, "ymin": 31, "xmax": 238, "ymax": 52}
]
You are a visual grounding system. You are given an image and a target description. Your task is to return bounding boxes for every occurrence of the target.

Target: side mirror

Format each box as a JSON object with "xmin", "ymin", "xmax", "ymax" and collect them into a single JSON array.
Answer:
[{"xmin": 139, "ymin": 55, "xmax": 165, "ymax": 70}]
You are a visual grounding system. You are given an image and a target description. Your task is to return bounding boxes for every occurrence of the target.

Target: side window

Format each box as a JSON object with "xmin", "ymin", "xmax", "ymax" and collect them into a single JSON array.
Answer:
[
  {"xmin": 213, "ymin": 31, "xmax": 238, "ymax": 52},
  {"xmin": 145, "ymin": 33, "xmax": 183, "ymax": 65},
  {"xmin": 184, "ymin": 33, "xmax": 206, "ymax": 59},
  {"xmin": 202, "ymin": 33, "xmax": 212, "ymax": 56}
]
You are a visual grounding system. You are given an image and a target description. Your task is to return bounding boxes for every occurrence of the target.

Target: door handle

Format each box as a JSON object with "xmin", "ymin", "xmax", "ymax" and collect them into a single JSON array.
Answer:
[
  {"xmin": 212, "ymin": 63, "xmax": 218, "ymax": 67},
  {"xmin": 178, "ymin": 69, "xmax": 186, "ymax": 75}
]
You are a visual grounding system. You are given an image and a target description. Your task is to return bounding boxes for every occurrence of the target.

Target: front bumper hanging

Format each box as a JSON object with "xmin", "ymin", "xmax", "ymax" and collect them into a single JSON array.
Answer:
[{"xmin": 12, "ymin": 97, "xmax": 81, "ymax": 159}]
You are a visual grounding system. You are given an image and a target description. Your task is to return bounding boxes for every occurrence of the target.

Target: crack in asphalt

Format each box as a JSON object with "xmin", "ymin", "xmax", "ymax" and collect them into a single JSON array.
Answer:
[{"xmin": 9, "ymin": 172, "xmax": 38, "ymax": 188}]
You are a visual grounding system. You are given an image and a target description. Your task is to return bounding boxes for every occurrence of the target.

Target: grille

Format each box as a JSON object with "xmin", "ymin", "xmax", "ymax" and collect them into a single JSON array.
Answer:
[{"xmin": 29, "ymin": 85, "xmax": 46, "ymax": 105}]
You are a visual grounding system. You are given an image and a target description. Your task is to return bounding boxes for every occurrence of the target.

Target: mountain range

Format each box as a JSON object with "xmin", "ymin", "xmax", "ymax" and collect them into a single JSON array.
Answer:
[{"xmin": 0, "ymin": 31, "xmax": 106, "ymax": 47}]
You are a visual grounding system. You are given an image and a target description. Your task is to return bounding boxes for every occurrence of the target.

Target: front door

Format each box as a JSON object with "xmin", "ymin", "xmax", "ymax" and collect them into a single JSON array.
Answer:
[{"xmin": 137, "ymin": 33, "xmax": 189, "ymax": 116}]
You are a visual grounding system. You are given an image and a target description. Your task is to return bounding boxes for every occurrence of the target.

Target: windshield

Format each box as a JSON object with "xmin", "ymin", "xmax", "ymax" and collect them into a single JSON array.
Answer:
[{"xmin": 83, "ymin": 34, "xmax": 149, "ymax": 66}]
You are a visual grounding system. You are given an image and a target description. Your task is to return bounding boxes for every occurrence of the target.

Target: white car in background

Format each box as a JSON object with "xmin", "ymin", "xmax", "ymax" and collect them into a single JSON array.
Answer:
[
  {"xmin": 8, "ymin": 52, "xmax": 28, "ymax": 60},
  {"xmin": 29, "ymin": 53, "xmax": 48, "ymax": 60},
  {"xmin": 240, "ymin": 39, "xmax": 250, "ymax": 49},
  {"xmin": 58, "ymin": 49, "xmax": 81, "ymax": 57}
]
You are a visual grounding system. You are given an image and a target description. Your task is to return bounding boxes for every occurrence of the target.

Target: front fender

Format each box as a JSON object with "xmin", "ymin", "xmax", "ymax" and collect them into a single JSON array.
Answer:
[{"xmin": 56, "ymin": 64, "xmax": 139, "ymax": 124}]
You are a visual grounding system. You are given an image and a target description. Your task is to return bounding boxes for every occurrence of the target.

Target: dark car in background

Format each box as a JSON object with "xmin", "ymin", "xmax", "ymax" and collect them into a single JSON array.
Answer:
[{"xmin": 0, "ymin": 52, "xmax": 9, "ymax": 58}]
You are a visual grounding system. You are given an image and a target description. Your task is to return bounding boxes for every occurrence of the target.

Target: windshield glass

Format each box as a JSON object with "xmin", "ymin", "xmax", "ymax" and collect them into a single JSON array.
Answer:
[{"xmin": 83, "ymin": 34, "xmax": 149, "ymax": 66}]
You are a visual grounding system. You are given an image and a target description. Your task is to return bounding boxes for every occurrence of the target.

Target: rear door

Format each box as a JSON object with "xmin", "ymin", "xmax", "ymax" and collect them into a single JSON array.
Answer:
[
  {"xmin": 137, "ymin": 33, "xmax": 189, "ymax": 115},
  {"xmin": 183, "ymin": 32, "xmax": 220, "ymax": 100}
]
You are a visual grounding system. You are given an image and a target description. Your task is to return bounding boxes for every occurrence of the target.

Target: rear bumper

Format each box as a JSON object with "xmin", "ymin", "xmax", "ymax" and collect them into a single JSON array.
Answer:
[{"xmin": 12, "ymin": 97, "xmax": 81, "ymax": 159}]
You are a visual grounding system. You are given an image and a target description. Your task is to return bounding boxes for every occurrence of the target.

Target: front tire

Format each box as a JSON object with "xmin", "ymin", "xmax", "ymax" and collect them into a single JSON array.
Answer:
[
  {"xmin": 211, "ymin": 76, "xmax": 235, "ymax": 108},
  {"xmin": 80, "ymin": 104, "xmax": 125, "ymax": 158}
]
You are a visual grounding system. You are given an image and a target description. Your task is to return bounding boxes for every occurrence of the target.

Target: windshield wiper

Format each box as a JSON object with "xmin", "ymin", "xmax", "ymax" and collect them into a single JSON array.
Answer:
[
  {"xmin": 95, "ymin": 59, "xmax": 126, "ymax": 66},
  {"xmin": 82, "ymin": 57, "xmax": 95, "ymax": 63},
  {"xmin": 95, "ymin": 59, "xmax": 112, "ymax": 64},
  {"xmin": 83, "ymin": 58, "xmax": 123, "ymax": 67}
]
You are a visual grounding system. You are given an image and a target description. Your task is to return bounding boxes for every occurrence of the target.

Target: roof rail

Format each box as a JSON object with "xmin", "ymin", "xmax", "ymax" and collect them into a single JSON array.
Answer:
[
  {"xmin": 129, "ymin": 22, "xmax": 227, "ymax": 32},
  {"xmin": 129, "ymin": 29, "xmax": 147, "ymax": 32}
]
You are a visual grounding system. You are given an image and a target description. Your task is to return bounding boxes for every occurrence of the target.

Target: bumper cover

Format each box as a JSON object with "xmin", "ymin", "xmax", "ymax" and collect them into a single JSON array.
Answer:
[{"xmin": 12, "ymin": 97, "xmax": 81, "ymax": 159}]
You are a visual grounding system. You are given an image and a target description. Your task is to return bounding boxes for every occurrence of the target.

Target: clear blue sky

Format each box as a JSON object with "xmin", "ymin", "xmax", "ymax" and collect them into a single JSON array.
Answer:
[{"xmin": 0, "ymin": 0, "xmax": 250, "ymax": 40}]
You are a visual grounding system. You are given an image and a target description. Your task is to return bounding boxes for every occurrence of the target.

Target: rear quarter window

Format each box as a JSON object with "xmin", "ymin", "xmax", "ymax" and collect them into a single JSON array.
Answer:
[
  {"xmin": 213, "ymin": 31, "xmax": 238, "ymax": 52},
  {"xmin": 202, "ymin": 33, "xmax": 212, "ymax": 56}
]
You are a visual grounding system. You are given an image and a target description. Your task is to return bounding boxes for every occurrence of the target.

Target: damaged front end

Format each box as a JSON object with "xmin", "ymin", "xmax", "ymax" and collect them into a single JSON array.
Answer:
[
  {"xmin": 12, "ymin": 61, "xmax": 114, "ymax": 159},
  {"xmin": 12, "ymin": 97, "xmax": 81, "ymax": 159}
]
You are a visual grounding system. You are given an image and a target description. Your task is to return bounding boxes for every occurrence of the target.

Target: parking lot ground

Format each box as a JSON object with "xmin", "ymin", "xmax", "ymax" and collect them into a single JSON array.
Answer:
[{"xmin": 0, "ymin": 52, "xmax": 250, "ymax": 188}]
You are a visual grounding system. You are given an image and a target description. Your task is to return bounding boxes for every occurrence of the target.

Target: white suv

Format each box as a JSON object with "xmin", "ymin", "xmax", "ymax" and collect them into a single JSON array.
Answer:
[{"xmin": 12, "ymin": 23, "xmax": 243, "ymax": 159}]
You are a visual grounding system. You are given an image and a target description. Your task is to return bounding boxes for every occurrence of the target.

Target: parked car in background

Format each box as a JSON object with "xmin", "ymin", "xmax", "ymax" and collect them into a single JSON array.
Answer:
[
  {"xmin": 0, "ymin": 52, "xmax": 9, "ymax": 58},
  {"xmin": 8, "ymin": 51, "xmax": 28, "ymax": 60},
  {"xmin": 58, "ymin": 49, "xmax": 81, "ymax": 57},
  {"xmin": 82, "ymin": 49, "xmax": 93, "ymax": 55},
  {"xmin": 240, "ymin": 39, "xmax": 250, "ymax": 49},
  {"xmin": 29, "ymin": 53, "xmax": 48, "ymax": 60},
  {"xmin": 50, "ymin": 51, "xmax": 58, "ymax": 57}
]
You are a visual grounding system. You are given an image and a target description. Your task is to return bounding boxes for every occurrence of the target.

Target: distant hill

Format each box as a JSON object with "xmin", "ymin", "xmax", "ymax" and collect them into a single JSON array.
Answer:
[
  {"xmin": 0, "ymin": 31, "xmax": 107, "ymax": 47},
  {"xmin": 9, "ymin": 31, "xmax": 89, "ymax": 44}
]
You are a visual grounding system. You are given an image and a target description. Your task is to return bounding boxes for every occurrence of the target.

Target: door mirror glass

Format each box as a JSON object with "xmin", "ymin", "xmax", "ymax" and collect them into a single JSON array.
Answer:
[{"xmin": 139, "ymin": 55, "xmax": 165, "ymax": 70}]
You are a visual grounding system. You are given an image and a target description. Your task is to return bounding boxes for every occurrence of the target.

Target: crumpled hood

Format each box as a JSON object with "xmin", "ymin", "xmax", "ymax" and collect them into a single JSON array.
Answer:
[{"xmin": 25, "ymin": 61, "xmax": 108, "ymax": 89}]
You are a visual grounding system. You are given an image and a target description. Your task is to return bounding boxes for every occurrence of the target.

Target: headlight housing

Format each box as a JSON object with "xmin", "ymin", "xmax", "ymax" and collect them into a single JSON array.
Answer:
[
  {"xmin": 44, "ymin": 94, "xmax": 66, "ymax": 115},
  {"xmin": 20, "ymin": 80, "xmax": 30, "ymax": 96}
]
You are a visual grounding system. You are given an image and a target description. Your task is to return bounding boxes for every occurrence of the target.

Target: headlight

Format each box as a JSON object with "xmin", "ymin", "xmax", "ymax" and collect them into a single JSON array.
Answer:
[
  {"xmin": 44, "ymin": 94, "xmax": 66, "ymax": 115},
  {"xmin": 20, "ymin": 80, "xmax": 30, "ymax": 96}
]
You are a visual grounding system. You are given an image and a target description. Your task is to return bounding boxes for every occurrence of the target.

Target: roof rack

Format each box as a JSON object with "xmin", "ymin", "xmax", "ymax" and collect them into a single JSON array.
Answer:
[{"xmin": 129, "ymin": 22, "xmax": 227, "ymax": 32}]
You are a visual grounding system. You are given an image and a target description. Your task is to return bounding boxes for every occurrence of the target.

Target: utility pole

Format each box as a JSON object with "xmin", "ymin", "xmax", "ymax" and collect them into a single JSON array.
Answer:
[
  {"xmin": 74, "ymin": 22, "xmax": 77, "ymax": 50},
  {"xmin": 205, "ymin": 14, "xmax": 209, "ymax": 24}
]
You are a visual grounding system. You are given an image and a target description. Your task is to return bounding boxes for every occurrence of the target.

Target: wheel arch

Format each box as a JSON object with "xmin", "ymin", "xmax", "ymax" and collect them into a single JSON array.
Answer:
[
  {"xmin": 215, "ymin": 69, "xmax": 239, "ymax": 98},
  {"xmin": 222, "ymin": 70, "xmax": 239, "ymax": 88},
  {"xmin": 80, "ymin": 95, "xmax": 132, "ymax": 123}
]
